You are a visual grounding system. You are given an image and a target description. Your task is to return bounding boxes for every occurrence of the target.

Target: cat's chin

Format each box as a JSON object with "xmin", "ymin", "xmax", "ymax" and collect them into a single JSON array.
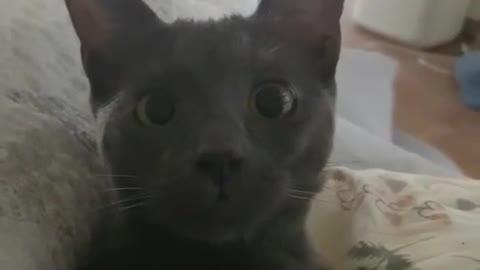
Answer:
[
  {"xmin": 175, "ymin": 223, "xmax": 246, "ymax": 244},
  {"xmin": 142, "ymin": 196, "xmax": 282, "ymax": 244},
  {"xmin": 150, "ymin": 210, "xmax": 263, "ymax": 244},
  {"xmin": 136, "ymin": 172, "xmax": 288, "ymax": 243}
]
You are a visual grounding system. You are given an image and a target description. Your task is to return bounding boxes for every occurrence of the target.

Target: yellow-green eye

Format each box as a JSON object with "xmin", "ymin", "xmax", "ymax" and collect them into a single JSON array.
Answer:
[
  {"xmin": 253, "ymin": 81, "xmax": 297, "ymax": 119},
  {"xmin": 136, "ymin": 93, "xmax": 175, "ymax": 127}
]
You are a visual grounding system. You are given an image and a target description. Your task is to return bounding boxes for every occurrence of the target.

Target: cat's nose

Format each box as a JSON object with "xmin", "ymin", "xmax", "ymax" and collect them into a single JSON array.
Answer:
[{"xmin": 194, "ymin": 151, "xmax": 244, "ymax": 183}]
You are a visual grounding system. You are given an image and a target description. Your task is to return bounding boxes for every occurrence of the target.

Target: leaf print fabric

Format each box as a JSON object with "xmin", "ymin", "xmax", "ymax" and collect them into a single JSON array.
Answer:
[{"xmin": 306, "ymin": 167, "xmax": 480, "ymax": 270}]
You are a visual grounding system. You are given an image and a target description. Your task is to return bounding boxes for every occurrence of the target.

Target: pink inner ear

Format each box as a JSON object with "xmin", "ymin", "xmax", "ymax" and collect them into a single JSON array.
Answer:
[{"xmin": 66, "ymin": 0, "xmax": 111, "ymax": 50}]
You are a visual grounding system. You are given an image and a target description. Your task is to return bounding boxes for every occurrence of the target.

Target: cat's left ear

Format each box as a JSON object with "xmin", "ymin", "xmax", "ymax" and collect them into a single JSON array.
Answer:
[
  {"xmin": 65, "ymin": 0, "xmax": 163, "ymax": 105},
  {"xmin": 254, "ymin": 0, "xmax": 345, "ymax": 80},
  {"xmin": 65, "ymin": 0, "xmax": 162, "ymax": 52}
]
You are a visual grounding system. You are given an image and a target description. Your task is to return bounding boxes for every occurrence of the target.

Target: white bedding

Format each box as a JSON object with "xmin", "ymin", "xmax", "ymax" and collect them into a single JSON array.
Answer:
[
  {"xmin": 333, "ymin": 49, "xmax": 463, "ymax": 177},
  {"xmin": 308, "ymin": 167, "xmax": 480, "ymax": 270}
]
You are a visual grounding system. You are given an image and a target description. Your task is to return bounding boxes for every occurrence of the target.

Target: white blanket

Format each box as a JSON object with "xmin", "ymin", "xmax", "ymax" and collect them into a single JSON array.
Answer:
[{"xmin": 309, "ymin": 167, "xmax": 480, "ymax": 270}]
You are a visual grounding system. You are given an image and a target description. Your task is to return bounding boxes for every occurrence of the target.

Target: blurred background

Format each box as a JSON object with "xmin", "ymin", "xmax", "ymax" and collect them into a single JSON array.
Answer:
[
  {"xmin": 342, "ymin": 0, "xmax": 480, "ymax": 178},
  {"xmin": 1, "ymin": 0, "xmax": 478, "ymax": 178}
]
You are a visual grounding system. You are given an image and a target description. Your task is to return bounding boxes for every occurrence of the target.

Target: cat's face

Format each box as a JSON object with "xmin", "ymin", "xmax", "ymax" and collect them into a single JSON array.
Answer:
[{"xmin": 66, "ymin": 0, "xmax": 344, "ymax": 242}]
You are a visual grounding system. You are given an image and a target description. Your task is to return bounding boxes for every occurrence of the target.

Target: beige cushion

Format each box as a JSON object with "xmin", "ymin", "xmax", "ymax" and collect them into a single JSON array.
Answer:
[{"xmin": 308, "ymin": 167, "xmax": 480, "ymax": 270}]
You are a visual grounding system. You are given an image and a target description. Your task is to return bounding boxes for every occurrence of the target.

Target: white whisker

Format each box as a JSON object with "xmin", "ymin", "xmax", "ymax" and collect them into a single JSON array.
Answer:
[
  {"xmin": 287, "ymin": 193, "xmax": 337, "ymax": 205},
  {"xmin": 287, "ymin": 194, "xmax": 313, "ymax": 201},
  {"xmin": 120, "ymin": 202, "xmax": 146, "ymax": 212},
  {"xmin": 288, "ymin": 189, "xmax": 317, "ymax": 195},
  {"xmin": 97, "ymin": 195, "xmax": 149, "ymax": 211},
  {"xmin": 95, "ymin": 174, "xmax": 137, "ymax": 178},
  {"xmin": 103, "ymin": 187, "xmax": 144, "ymax": 192}
]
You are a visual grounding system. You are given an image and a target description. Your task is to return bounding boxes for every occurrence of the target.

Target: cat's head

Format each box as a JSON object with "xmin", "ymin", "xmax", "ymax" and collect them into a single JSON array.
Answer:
[{"xmin": 66, "ymin": 0, "xmax": 344, "ymax": 242}]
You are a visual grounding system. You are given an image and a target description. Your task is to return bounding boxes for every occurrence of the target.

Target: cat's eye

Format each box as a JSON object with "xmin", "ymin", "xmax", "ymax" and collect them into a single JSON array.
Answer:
[
  {"xmin": 253, "ymin": 81, "xmax": 297, "ymax": 119},
  {"xmin": 135, "ymin": 93, "xmax": 175, "ymax": 127}
]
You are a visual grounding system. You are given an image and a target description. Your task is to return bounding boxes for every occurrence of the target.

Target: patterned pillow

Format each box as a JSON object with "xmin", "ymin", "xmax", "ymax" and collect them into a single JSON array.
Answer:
[{"xmin": 308, "ymin": 167, "xmax": 480, "ymax": 270}]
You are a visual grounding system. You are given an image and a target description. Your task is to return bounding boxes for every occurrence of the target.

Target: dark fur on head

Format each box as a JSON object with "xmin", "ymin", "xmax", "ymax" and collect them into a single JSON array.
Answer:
[{"xmin": 66, "ymin": 0, "xmax": 344, "ymax": 269}]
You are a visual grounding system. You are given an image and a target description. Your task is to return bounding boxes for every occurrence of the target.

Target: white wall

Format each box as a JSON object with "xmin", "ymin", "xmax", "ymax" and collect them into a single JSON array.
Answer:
[{"xmin": 468, "ymin": 0, "xmax": 480, "ymax": 20}]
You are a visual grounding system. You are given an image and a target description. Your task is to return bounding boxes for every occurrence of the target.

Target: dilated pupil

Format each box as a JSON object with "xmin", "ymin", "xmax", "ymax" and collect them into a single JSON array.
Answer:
[
  {"xmin": 145, "ymin": 94, "xmax": 175, "ymax": 125},
  {"xmin": 255, "ymin": 84, "xmax": 295, "ymax": 118}
]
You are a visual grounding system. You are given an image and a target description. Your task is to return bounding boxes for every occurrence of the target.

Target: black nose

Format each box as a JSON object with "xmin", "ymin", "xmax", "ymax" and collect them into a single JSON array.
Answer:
[{"xmin": 194, "ymin": 151, "xmax": 244, "ymax": 185}]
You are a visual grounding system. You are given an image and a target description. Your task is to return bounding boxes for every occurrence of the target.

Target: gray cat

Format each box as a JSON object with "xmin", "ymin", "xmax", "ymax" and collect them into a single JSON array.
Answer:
[{"xmin": 65, "ymin": 0, "xmax": 344, "ymax": 269}]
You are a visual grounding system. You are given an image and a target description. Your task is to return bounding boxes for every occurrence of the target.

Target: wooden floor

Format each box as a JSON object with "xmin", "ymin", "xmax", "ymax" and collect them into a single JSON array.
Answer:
[{"xmin": 341, "ymin": 1, "xmax": 480, "ymax": 178}]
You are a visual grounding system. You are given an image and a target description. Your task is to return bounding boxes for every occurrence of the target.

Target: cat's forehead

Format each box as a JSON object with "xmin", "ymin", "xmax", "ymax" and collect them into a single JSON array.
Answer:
[
  {"xmin": 123, "ymin": 18, "xmax": 300, "ymax": 93},
  {"xmin": 163, "ymin": 18, "xmax": 281, "ymax": 69}
]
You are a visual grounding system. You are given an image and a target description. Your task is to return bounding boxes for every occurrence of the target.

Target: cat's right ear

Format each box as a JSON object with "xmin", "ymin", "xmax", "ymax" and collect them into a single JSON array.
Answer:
[
  {"xmin": 65, "ymin": 0, "xmax": 163, "ymax": 106},
  {"xmin": 254, "ymin": 0, "xmax": 344, "ymax": 81}
]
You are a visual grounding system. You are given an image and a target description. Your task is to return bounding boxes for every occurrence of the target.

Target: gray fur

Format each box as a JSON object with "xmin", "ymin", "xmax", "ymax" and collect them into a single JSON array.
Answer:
[{"xmin": 66, "ymin": 0, "xmax": 344, "ymax": 269}]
